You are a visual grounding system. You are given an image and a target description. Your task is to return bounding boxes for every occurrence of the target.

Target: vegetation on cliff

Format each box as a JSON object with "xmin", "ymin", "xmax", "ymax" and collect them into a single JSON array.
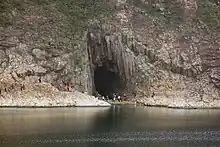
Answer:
[
  {"xmin": 197, "ymin": 0, "xmax": 220, "ymax": 32},
  {"xmin": 0, "ymin": 0, "xmax": 113, "ymax": 34},
  {"xmin": 0, "ymin": 0, "xmax": 220, "ymax": 108},
  {"xmin": 0, "ymin": 0, "xmax": 113, "ymax": 87},
  {"xmin": 129, "ymin": 0, "xmax": 219, "ymax": 32}
]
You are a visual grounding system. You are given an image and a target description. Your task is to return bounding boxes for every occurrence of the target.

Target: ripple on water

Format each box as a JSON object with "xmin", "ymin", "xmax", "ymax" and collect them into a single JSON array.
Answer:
[{"xmin": 7, "ymin": 130, "xmax": 219, "ymax": 145}]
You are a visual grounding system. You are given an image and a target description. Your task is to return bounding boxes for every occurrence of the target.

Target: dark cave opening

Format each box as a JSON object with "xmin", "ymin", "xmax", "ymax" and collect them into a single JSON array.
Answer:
[{"xmin": 94, "ymin": 61, "xmax": 123, "ymax": 98}]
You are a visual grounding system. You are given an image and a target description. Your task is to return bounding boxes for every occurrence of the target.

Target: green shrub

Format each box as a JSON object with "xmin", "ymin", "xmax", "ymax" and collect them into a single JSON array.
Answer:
[
  {"xmin": 130, "ymin": 0, "xmax": 184, "ymax": 28},
  {"xmin": 0, "ymin": 0, "xmax": 25, "ymax": 26},
  {"xmin": 0, "ymin": 0, "xmax": 113, "ymax": 29},
  {"xmin": 54, "ymin": 0, "xmax": 113, "ymax": 32},
  {"xmin": 196, "ymin": 0, "xmax": 220, "ymax": 31}
]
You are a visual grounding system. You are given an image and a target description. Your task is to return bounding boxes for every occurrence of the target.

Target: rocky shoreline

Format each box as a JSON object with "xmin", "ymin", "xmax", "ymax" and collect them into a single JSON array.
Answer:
[
  {"xmin": 136, "ymin": 96, "xmax": 220, "ymax": 109},
  {"xmin": 0, "ymin": 83, "xmax": 111, "ymax": 107},
  {"xmin": 1, "ymin": 82, "xmax": 220, "ymax": 109},
  {"xmin": 0, "ymin": 74, "xmax": 219, "ymax": 109}
]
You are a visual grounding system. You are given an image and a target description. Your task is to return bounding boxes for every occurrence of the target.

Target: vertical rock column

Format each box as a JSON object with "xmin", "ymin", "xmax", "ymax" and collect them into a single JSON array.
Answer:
[{"xmin": 86, "ymin": 24, "xmax": 136, "ymax": 95}]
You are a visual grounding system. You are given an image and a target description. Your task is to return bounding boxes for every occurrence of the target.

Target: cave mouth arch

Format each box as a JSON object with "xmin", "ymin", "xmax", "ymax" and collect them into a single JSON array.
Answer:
[{"xmin": 94, "ymin": 60, "xmax": 124, "ymax": 98}]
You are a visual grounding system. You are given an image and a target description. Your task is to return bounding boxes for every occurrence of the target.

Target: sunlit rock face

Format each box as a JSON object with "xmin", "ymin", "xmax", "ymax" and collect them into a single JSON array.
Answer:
[
  {"xmin": 86, "ymin": 0, "xmax": 220, "ymax": 108},
  {"xmin": 0, "ymin": 0, "xmax": 220, "ymax": 108},
  {"xmin": 86, "ymin": 23, "xmax": 136, "ymax": 97},
  {"xmin": 0, "ymin": 1, "xmax": 89, "ymax": 93}
]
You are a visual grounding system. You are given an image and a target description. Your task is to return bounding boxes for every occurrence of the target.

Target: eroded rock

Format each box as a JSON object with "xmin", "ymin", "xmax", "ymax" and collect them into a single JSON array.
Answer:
[{"xmin": 0, "ymin": 0, "xmax": 219, "ymax": 108}]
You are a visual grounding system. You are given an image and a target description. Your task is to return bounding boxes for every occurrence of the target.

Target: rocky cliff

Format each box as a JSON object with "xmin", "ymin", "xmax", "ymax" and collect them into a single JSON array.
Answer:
[{"xmin": 0, "ymin": 0, "xmax": 220, "ymax": 108}]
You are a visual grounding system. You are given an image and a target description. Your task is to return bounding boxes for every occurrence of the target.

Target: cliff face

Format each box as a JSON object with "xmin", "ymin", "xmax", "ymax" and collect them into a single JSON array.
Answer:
[
  {"xmin": 0, "ymin": 0, "xmax": 220, "ymax": 108},
  {"xmin": 0, "ymin": 0, "xmax": 111, "ymax": 92}
]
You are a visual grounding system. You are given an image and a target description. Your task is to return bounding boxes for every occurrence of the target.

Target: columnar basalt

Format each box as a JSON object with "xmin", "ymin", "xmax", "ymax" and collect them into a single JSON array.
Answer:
[
  {"xmin": 0, "ymin": 0, "xmax": 220, "ymax": 108},
  {"xmin": 86, "ymin": 24, "xmax": 137, "ymax": 97}
]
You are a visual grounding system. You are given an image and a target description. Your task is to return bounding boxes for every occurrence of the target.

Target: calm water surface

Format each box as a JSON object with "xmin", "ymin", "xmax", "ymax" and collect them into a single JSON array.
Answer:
[{"xmin": 0, "ymin": 105, "xmax": 220, "ymax": 147}]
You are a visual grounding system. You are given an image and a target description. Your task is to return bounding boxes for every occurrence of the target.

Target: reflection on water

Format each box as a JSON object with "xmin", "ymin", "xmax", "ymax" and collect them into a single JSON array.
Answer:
[
  {"xmin": 0, "ymin": 106, "xmax": 220, "ymax": 147},
  {"xmin": 0, "ymin": 107, "xmax": 110, "ymax": 135},
  {"xmin": 122, "ymin": 106, "xmax": 220, "ymax": 129}
]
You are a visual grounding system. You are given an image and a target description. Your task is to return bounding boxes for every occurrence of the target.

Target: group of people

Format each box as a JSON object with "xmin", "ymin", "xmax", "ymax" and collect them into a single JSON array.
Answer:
[{"xmin": 99, "ymin": 93, "xmax": 122, "ymax": 102}]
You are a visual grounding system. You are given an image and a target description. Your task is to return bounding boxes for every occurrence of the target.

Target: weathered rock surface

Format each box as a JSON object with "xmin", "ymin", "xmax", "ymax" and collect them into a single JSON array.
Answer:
[
  {"xmin": 0, "ymin": 0, "xmax": 220, "ymax": 108},
  {"xmin": 0, "ymin": 81, "xmax": 110, "ymax": 107},
  {"xmin": 86, "ymin": 0, "xmax": 220, "ymax": 108}
]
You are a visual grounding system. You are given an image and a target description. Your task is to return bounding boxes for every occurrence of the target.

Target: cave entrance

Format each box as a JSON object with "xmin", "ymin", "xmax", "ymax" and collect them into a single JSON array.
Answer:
[{"xmin": 94, "ymin": 60, "xmax": 123, "ymax": 98}]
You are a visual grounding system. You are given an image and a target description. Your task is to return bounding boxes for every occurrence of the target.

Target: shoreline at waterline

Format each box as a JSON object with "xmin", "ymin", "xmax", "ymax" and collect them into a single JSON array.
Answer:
[
  {"xmin": 0, "ymin": 82, "xmax": 220, "ymax": 109},
  {"xmin": 1, "ymin": 101, "xmax": 220, "ymax": 109}
]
